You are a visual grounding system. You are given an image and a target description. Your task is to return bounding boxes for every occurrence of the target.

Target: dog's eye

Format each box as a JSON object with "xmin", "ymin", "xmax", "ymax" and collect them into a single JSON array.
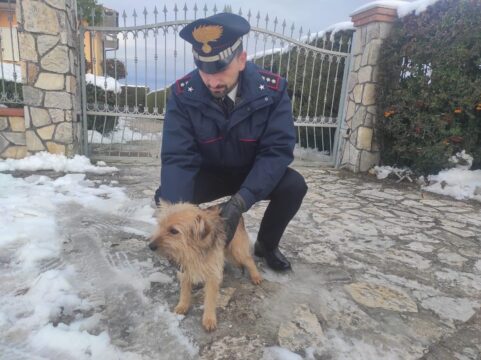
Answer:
[{"xmin": 169, "ymin": 227, "xmax": 179, "ymax": 235}]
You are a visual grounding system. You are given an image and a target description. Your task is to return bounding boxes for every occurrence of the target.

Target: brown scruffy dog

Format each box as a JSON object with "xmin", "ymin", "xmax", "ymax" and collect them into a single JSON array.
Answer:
[{"xmin": 149, "ymin": 202, "xmax": 262, "ymax": 332}]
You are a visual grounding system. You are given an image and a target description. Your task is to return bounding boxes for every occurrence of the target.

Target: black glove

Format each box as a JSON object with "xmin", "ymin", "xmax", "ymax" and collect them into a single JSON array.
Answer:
[{"xmin": 219, "ymin": 194, "xmax": 246, "ymax": 246}]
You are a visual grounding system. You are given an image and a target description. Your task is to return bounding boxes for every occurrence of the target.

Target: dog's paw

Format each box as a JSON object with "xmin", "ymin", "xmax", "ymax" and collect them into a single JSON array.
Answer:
[
  {"xmin": 250, "ymin": 273, "xmax": 263, "ymax": 285},
  {"xmin": 174, "ymin": 303, "xmax": 190, "ymax": 315},
  {"xmin": 202, "ymin": 315, "xmax": 217, "ymax": 332}
]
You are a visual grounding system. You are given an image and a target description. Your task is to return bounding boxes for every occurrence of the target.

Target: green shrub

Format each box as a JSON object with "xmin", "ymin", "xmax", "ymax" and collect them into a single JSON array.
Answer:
[{"xmin": 377, "ymin": 0, "xmax": 481, "ymax": 175}]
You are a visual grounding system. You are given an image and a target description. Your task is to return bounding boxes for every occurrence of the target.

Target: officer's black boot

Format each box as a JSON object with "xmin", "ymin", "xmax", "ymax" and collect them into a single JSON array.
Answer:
[{"xmin": 254, "ymin": 241, "xmax": 291, "ymax": 271}]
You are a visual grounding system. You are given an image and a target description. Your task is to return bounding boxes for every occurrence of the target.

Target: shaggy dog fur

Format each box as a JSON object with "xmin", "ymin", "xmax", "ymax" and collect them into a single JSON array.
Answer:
[{"xmin": 149, "ymin": 202, "xmax": 262, "ymax": 331}]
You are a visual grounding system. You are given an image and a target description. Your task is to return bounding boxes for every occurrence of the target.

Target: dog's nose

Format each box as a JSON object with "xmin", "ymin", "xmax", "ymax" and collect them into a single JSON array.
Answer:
[{"xmin": 149, "ymin": 242, "xmax": 158, "ymax": 251}]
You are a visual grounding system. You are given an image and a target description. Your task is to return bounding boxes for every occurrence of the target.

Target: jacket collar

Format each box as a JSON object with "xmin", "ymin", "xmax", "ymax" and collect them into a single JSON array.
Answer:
[{"xmin": 180, "ymin": 62, "xmax": 270, "ymax": 107}]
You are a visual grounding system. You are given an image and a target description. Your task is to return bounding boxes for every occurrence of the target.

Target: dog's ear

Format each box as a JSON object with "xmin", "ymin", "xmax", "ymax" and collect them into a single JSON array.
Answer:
[{"xmin": 194, "ymin": 214, "xmax": 211, "ymax": 241}]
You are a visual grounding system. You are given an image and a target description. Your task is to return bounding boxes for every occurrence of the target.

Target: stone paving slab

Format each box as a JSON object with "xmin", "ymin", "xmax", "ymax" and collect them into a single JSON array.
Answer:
[{"xmin": 52, "ymin": 164, "xmax": 481, "ymax": 359}]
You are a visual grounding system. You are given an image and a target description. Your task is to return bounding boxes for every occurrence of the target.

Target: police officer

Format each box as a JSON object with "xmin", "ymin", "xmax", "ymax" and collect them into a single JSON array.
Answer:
[{"xmin": 154, "ymin": 12, "xmax": 307, "ymax": 271}]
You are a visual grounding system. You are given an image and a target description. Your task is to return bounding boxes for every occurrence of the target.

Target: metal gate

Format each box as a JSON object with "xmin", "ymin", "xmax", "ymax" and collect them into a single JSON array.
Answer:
[{"xmin": 78, "ymin": 5, "xmax": 352, "ymax": 164}]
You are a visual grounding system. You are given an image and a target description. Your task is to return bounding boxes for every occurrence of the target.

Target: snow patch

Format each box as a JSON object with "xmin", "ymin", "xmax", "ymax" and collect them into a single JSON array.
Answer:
[
  {"xmin": 398, "ymin": 0, "xmax": 441, "ymax": 17},
  {"xmin": 352, "ymin": 0, "xmax": 441, "ymax": 18},
  {"xmin": 424, "ymin": 169, "xmax": 481, "ymax": 202},
  {"xmin": 0, "ymin": 152, "xmax": 118, "ymax": 174},
  {"xmin": 85, "ymin": 73, "xmax": 123, "ymax": 94}
]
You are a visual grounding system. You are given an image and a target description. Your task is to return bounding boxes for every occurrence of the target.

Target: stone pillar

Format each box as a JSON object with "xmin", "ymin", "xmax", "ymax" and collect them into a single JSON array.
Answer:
[
  {"xmin": 16, "ymin": 0, "xmax": 79, "ymax": 156},
  {"xmin": 336, "ymin": 5, "xmax": 398, "ymax": 172}
]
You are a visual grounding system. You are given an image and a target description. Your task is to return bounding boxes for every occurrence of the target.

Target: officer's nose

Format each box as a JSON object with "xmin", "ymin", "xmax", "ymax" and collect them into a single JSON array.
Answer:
[
  {"xmin": 206, "ymin": 75, "xmax": 221, "ymax": 88},
  {"xmin": 149, "ymin": 242, "xmax": 158, "ymax": 251}
]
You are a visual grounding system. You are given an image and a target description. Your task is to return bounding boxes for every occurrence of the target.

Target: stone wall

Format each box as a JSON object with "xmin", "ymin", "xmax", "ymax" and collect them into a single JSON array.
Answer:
[
  {"xmin": 15, "ymin": 0, "xmax": 79, "ymax": 156},
  {"xmin": 336, "ymin": 6, "xmax": 397, "ymax": 172},
  {"xmin": 0, "ymin": 108, "xmax": 27, "ymax": 159}
]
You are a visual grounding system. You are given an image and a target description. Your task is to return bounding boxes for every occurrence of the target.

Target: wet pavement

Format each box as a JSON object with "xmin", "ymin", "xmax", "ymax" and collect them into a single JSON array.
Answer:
[{"xmin": 48, "ymin": 162, "xmax": 481, "ymax": 359}]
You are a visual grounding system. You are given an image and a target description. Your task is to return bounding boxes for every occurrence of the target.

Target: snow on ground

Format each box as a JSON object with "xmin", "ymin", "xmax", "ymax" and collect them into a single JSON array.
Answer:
[
  {"xmin": 0, "ymin": 62, "xmax": 21, "ymax": 83},
  {"xmin": 294, "ymin": 145, "xmax": 331, "ymax": 163},
  {"xmin": 372, "ymin": 151, "xmax": 481, "ymax": 203},
  {"xmin": 0, "ymin": 173, "xmax": 141, "ymax": 359},
  {"xmin": 87, "ymin": 117, "xmax": 162, "ymax": 144},
  {"xmin": 0, "ymin": 155, "xmax": 193, "ymax": 359},
  {"xmin": 0, "ymin": 152, "xmax": 118, "ymax": 173},
  {"xmin": 424, "ymin": 168, "xmax": 481, "ymax": 202}
]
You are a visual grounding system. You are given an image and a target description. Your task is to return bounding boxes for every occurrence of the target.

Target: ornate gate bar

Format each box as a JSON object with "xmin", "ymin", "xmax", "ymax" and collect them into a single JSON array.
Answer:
[{"xmin": 79, "ymin": 5, "xmax": 352, "ymax": 163}]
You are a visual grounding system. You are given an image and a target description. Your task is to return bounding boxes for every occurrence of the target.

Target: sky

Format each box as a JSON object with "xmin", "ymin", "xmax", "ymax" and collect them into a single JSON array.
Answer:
[
  {"xmin": 99, "ymin": 0, "xmax": 378, "ymax": 33},
  {"xmin": 92, "ymin": 0, "xmax": 382, "ymax": 90}
]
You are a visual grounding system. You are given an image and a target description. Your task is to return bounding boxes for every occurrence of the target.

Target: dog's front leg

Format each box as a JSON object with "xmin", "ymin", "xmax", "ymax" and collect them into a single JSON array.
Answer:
[
  {"xmin": 174, "ymin": 272, "xmax": 192, "ymax": 315},
  {"xmin": 202, "ymin": 279, "xmax": 220, "ymax": 331}
]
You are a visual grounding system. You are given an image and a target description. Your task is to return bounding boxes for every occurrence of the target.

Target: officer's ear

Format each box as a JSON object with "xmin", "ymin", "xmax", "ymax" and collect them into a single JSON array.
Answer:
[{"xmin": 237, "ymin": 51, "xmax": 247, "ymax": 71}]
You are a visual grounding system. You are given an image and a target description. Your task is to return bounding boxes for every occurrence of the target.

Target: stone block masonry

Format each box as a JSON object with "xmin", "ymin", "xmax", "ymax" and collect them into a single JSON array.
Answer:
[
  {"xmin": 336, "ymin": 5, "xmax": 397, "ymax": 172},
  {"xmin": 15, "ymin": 0, "xmax": 80, "ymax": 157},
  {"xmin": 0, "ymin": 108, "xmax": 27, "ymax": 159}
]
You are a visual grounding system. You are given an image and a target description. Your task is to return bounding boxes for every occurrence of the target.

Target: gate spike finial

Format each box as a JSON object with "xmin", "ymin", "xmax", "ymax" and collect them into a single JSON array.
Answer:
[
  {"xmin": 143, "ymin": 7, "xmax": 148, "ymax": 23},
  {"xmin": 238, "ymin": 7, "xmax": 242, "ymax": 16},
  {"xmin": 265, "ymin": 13, "xmax": 269, "ymax": 29},
  {"xmin": 183, "ymin": 3, "xmax": 188, "ymax": 19},
  {"xmin": 193, "ymin": 3, "xmax": 198, "ymax": 19},
  {"xmin": 273, "ymin": 17, "xmax": 278, "ymax": 32},
  {"xmin": 256, "ymin": 11, "xmax": 260, "ymax": 27},
  {"xmin": 163, "ymin": 5, "xmax": 168, "ymax": 20},
  {"xmin": 247, "ymin": 9, "xmax": 252, "ymax": 22},
  {"xmin": 213, "ymin": 4, "xmax": 218, "ymax": 14},
  {"xmin": 203, "ymin": 4, "xmax": 208, "ymax": 17},
  {"xmin": 174, "ymin": 3, "xmax": 178, "ymax": 20},
  {"xmin": 282, "ymin": 19, "xmax": 286, "ymax": 35},
  {"xmin": 122, "ymin": 10, "xmax": 127, "ymax": 26}
]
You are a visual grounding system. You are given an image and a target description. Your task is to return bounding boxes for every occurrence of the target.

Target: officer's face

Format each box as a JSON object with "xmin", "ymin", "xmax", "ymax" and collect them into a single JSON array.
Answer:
[{"xmin": 199, "ymin": 51, "xmax": 247, "ymax": 98}]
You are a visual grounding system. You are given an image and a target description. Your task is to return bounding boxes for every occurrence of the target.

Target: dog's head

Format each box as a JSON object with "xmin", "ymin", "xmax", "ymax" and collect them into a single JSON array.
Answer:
[{"xmin": 149, "ymin": 202, "xmax": 224, "ymax": 265}]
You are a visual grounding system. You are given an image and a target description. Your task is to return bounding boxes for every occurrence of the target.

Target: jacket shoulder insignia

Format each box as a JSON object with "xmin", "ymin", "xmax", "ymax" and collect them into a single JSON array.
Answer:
[
  {"xmin": 259, "ymin": 70, "xmax": 281, "ymax": 91},
  {"xmin": 175, "ymin": 75, "xmax": 192, "ymax": 94}
]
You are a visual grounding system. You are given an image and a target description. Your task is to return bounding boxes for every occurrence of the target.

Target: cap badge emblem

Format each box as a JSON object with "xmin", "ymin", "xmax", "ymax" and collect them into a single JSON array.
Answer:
[{"xmin": 192, "ymin": 25, "xmax": 223, "ymax": 54}]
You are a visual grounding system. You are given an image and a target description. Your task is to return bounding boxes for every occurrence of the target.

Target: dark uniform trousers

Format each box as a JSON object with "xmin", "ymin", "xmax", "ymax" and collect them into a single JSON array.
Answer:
[{"xmin": 191, "ymin": 167, "xmax": 308, "ymax": 251}]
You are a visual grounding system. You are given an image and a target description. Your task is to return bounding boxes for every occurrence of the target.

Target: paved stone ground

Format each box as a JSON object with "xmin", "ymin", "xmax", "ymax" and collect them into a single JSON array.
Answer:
[{"xmin": 57, "ymin": 163, "xmax": 481, "ymax": 359}]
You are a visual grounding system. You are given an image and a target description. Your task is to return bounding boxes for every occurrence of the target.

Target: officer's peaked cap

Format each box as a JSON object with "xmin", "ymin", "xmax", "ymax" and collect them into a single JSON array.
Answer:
[{"xmin": 179, "ymin": 12, "xmax": 250, "ymax": 74}]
